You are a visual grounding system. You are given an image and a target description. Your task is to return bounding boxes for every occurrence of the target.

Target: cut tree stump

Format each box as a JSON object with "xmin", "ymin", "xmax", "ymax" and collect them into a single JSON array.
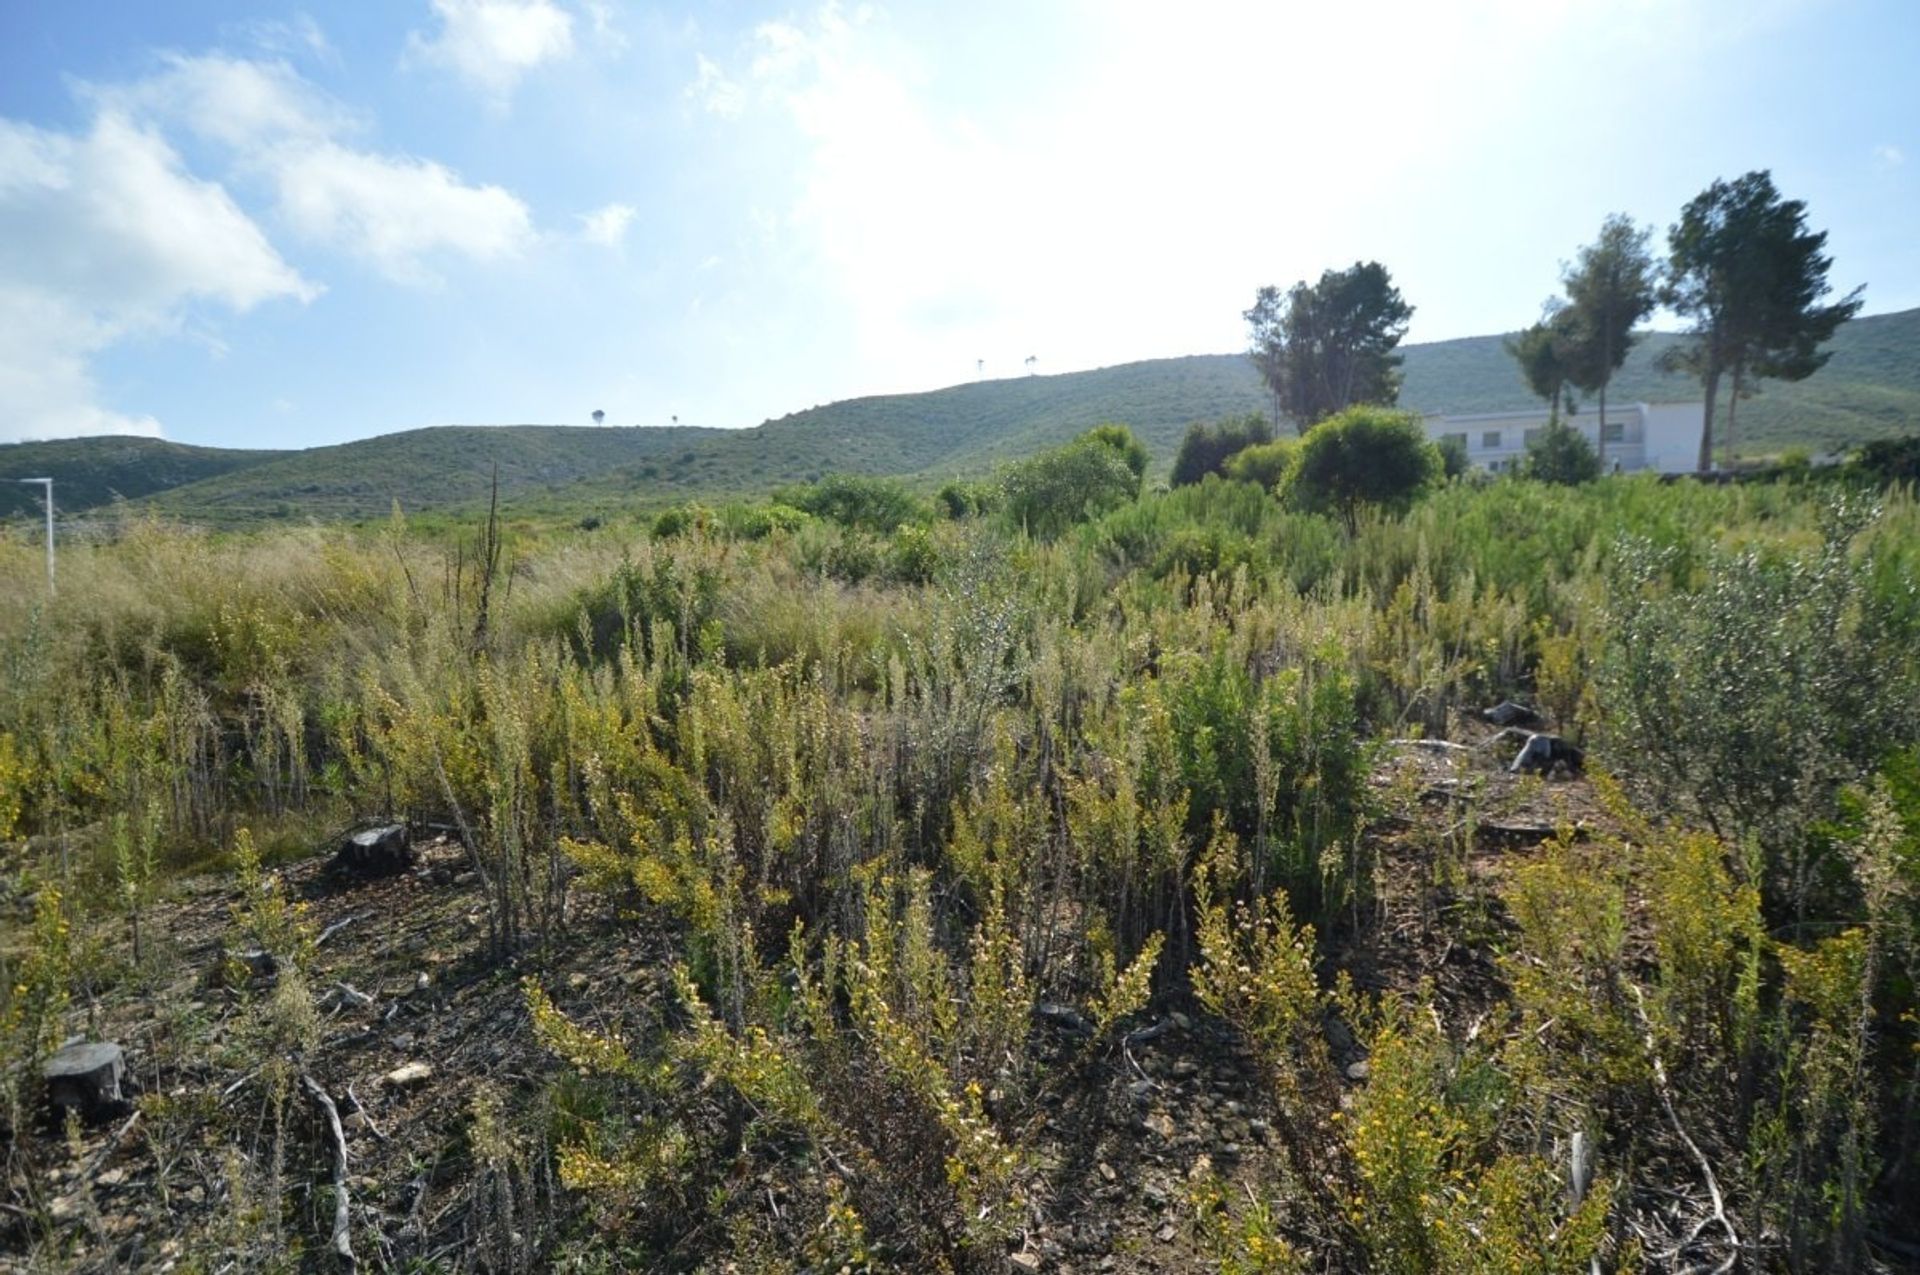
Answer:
[
  {"xmin": 1480, "ymin": 700, "xmax": 1547, "ymax": 731},
  {"xmin": 45, "ymin": 1041, "xmax": 127, "ymax": 1122},
  {"xmin": 332, "ymin": 823, "xmax": 412, "ymax": 877},
  {"xmin": 1508, "ymin": 733, "xmax": 1585, "ymax": 777}
]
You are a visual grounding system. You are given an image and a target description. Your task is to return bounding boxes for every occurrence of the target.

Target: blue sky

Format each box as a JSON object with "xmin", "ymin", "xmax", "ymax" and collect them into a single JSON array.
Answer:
[{"xmin": 1, "ymin": 0, "xmax": 1915, "ymax": 448}]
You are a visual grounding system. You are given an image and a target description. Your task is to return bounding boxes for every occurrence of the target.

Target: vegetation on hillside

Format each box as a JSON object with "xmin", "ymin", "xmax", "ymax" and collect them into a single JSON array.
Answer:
[{"xmin": 6, "ymin": 308, "xmax": 1916, "ymax": 530}]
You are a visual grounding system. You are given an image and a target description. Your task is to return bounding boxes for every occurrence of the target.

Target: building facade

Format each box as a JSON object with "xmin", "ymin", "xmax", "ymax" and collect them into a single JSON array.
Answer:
[{"xmin": 1423, "ymin": 402, "xmax": 1703, "ymax": 475}]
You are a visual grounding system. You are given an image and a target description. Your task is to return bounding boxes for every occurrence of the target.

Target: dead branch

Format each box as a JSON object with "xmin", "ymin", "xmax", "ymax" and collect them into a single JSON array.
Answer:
[
  {"xmin": 1631, "ymin": 985, "xmax": 1739, "ymax": 1270},
  {"xmin": 300, "ymin": 1074, "xmax": 357, "ymax": 1270}
]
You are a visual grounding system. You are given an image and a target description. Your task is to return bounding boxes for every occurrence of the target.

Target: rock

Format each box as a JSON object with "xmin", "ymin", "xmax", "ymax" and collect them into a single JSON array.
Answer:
[
  {"xmin": 1143, "ymin": 1112, "xmax": 1175, "ymax": 1141},
  {"xmin": 1097, "ymin": 1162, "xmax": 1117, "ymax": 1183},
  {"xmin": 1345, "ymin": 1059, "xmax": 1371, "ymax": 1082},
  {"xmin": 218, "ymin": 946, "xmax": 278, "ymax": 986},
  {"xmin": 1169, "ymin": 1059, "xmax": 1198, "ymax": 1079},
  {"xmin": 1155, "ymin": 1223, "xmax": 1177, "ymax": 1243},
  {"xmin": 1168, "ymin": 1011, "xmax": 1192, "ymax": 1032},
  {"xmin": 45, "ymin": 1041, "xmax": 127, "ymax": 1121},
  {"xmin": 1142, "ymin": 1181, "xmax": 1169, "ymax": 1209},
  {"xmin": 1009, "ymin": 1252, "xmax": 1043, "ymax": 1272},
  {"xmin": 1036, "ymin": 1002, "xmax": 1095, "ymax": 1038},
  {"xmin": 383, "ymin": 1061, "xmax": 433, "ymax": 1089},
  {"xmin": 333, "ymin": 823, "xmax": 412, "ymax": 877},
  {"xmin": 1481, "ymin": 700, "xmax": 1546, "ymax": 730},
  {"xmin": 1509, "ymin": 733, "xmax": 1585, "ymax": 777}
]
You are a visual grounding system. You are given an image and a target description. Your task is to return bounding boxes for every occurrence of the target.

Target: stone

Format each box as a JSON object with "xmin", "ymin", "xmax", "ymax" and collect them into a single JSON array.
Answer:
[
  {"xmin": 333, "ymin": 823, "xmax": 412, "ymax": 877},
  {"xmin": 1097, "ymin": 1162, "xmax": 1117, "ymax": 1183},
  {"xmin": 1155, "ymin": 1223, "xmax": 1177, "ymax": 1243},
  {"xmin": 1009, "ymin": 1252, "xmax": 1043, "ymax": 1272},
  {"xmin": 383, "ymin": 1061, "xmax": 433, "ymax": 1089},
  {"xmin": 1345, "ymin": 1059, "xmax": 1371, "ymax": 1082},
  {"xmin": 1142, "ymin": 1181, "xmax": 1169, "ymax": 1209},
  {"xmin": 1036, "ymin": 1002, "xmax": 1095, "ymax": 1038},
  {"xmin": 218, "ymin": 946, "xmax": 277, "ymax": 986},
  {"xmin": 1168, "ymin": 1011, "xmax": 1192, "ymax": 1031},
  {"xmin": 45, "ymin": 1041, "xmax": 127, "ymax": 1121},
  {"xmin": 1143, "ymin": 1112, "xmax": 1175, "ymax": 1141}
]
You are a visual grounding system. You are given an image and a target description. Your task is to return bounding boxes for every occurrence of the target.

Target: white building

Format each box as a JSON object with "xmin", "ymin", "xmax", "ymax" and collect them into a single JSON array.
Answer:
[{"xmin": 1423, "ymin": 402, "xmax": 1703, "ymax": 475}]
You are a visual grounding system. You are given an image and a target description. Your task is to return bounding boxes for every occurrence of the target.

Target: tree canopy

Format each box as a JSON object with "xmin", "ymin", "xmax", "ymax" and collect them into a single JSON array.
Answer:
[
  {"xmin": 1171, "ymin": 414, "xmax": 1272, "ymax": 486},
  {"xmin": 1282, "ymin": 406, "xmax": 1439, "ymax": 532},
  {"xmin": 1504, "ymin": 308, "xmax": 1583, "ymax": 425},
  {"xmin": 1560, "ymin": 214, "xmax": 1658, "ymax": 467},
  {"xmin": 1664, "ymin": 170, "xmax": 1863, "ymax": 470},
  {"xmin": 1245, "ymin": 262, "xmax": 1414, "ymax": 432}
]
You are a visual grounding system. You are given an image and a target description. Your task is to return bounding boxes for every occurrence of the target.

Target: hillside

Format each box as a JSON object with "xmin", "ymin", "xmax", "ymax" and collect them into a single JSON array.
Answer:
[
  {"xmin": 137, "ymin": 424, "xmax": 719, "ymax": 524},
  {"xmin": 0, "ymin": 437, "xmax": 287, "ymax": 520},
  {"xmin": 6, "ymin": 307, "xmax": 1916, "ymax": 527}
]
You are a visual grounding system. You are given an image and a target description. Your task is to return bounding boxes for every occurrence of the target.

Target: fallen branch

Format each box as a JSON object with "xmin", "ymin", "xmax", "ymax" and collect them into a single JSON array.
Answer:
[
  {"xmin": 316, "ymin": 916, "xmax": 359, "ymax": 948},
  {"xmin": 1631, "ymin": 985, "xmax": 1739, "ymax": 1270},
  {"xmin": 346, "ymin": 1081, "xmax": 388, "ymax": 1142},
  {"xmin": 300, "ymin": 1074, "xmax": 357, "ymax": 1270}
]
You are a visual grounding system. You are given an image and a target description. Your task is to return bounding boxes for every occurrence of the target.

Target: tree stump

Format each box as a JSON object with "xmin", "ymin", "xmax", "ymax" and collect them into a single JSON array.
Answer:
[
  {"xmin": 1509, "ymin": 732, "xmax": 1585, "ymax": 776},
  {"xmin": 1481, "ymin": 700, "xmax": 1547, "ymax": 731},
  {"xmin": 45, "ymin": 1041, "xmax": 127, "ymax": 1122},
  {"xmin": 333, "ymin": 823, "xmax": 412, "ymax": 877}
]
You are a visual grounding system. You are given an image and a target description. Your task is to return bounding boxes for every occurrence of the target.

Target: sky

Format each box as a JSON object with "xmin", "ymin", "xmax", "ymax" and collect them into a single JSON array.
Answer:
[{"xmin": 0, "ymin": 0, "xmax": 1915, "ymax": 449}]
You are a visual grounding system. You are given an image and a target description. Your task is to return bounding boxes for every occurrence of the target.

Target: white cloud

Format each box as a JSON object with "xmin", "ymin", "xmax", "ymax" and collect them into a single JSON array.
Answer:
[
  {"xmin": 1875, "ymin": 143, "xmax": 1905, "ymax": 169},
  {"xmin": 0, "ymin": 45, "xmax": 543, "ymax": 440},
  {"xmin": 577, "ymin": 202, "xmax": 635, "ymax": 247},
  {"xmin": 274, "ymin": 142, "xmax": 535, "ymax": 282},
  {"xmin": 90, "ymin": 52, "xmax": 349, "ymax": 149},
  {"xmin": 405, "ymin": 0, "xmax": 575, "ymax": 106},
  {"xmin": 0, "ymin": 112, "xmax": 315, "ymax": 440},
  {"xmin": 690, "ymin": 54, "xmax": 744, "ymax": 118},
  {"xmin": 94, "ymin": 53, "xmax": 537, "ymax": 283},
  {"xmin": 228, "ymin": 13, "xmax": 337, "ymax": 65}
]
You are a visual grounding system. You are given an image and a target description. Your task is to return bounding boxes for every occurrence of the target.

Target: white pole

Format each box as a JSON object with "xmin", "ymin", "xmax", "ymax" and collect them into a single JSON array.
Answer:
[{"xmin": 18, "ymin": 478, "xmax": 53, "ymax": 596}]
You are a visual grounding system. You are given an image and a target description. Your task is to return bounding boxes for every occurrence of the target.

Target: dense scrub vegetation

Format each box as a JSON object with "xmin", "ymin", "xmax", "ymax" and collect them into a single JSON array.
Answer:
[{"xmin": 3, "ymin": 445, "xmax": 1919, "ymax": 1271}]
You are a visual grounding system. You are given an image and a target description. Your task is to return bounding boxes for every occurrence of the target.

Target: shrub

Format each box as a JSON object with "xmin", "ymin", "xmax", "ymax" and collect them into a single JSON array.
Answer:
[
  {"xmin": 1282, "ymin": 406, "xmax": 1440, "ymax": 532},
  {"xmin": 774, "ymin": 473, "xmax": 928, "ymax": 532},
  {"xmin": 1522, "ymin": 420, "xmax": 1602, "ymax": 485},
  {"xmin": 1222, "ymin": 439, "xmax": 1298, "ymax": 491},
  {"xmin": 1081, "ymin": 422, "xmax": 1150, "ymax": 483},
  {"xmin": 935, "ymin": 479, "xmax": 999, "ymax": 519},
  {"xmin": 1001, "ymin": 433, "xmax": 1142, "ymax": 540},
  {"xmin": 1852, "ymin": 433, "xmax": 1920, "ymax": 487},
  {"xmin": 1172, "ymin": 414, "xmax": 1273, "ymax": 486}
]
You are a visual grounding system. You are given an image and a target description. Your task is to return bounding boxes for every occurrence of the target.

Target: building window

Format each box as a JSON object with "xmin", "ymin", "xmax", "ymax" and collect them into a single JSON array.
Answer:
[
  {"xmin": 1482, "ymin": 429, "xmax": 1501, "ymax": 449},
  {"xmin": 1523, "ymin": 428, "xmax": 1542, "ymax": 447},
  {"xmin": 1443, "ymin": 432, "xmax": 1468, "ymax": 450},
  {"xmin": 1602, "ymin": 421, "xmax": 1625, "ymax": 443}
]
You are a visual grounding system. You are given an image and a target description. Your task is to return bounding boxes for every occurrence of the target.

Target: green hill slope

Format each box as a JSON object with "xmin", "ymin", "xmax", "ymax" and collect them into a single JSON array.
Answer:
[
  {"xmin": 10, "ymin": 308, "xmax": 1916, "ymax": 528},
  {"xmin": 141, "ymin": 424, "xmax": 720, "ymax": 524},
  {"xmin": 0, "ymin": 437, "xmax": 286, "ymax": 519}
]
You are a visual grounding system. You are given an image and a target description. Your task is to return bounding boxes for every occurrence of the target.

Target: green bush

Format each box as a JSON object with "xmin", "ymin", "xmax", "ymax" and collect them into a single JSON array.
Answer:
[
  {"xmin": 1282, "ymin": 406, "xmax": 1440, "ymax": 532},
  {"xmin": 773, "ymin": 474, "xmax": 928, "ymax": 532},
  {"xmin": 1223, "ymin": 439, "xmax": 1298, "ymax": 491},
  {"xmin": 1001, "ymin": 432, "xmax": 1143, "ymax": 540},
  {"xmin": 1172, "ymin": 414, "xmax": 1274, "ymax": 486},
  {"xmin": 1522, "ymin": 420, "xmax": 1602, "ymax": 485}
]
